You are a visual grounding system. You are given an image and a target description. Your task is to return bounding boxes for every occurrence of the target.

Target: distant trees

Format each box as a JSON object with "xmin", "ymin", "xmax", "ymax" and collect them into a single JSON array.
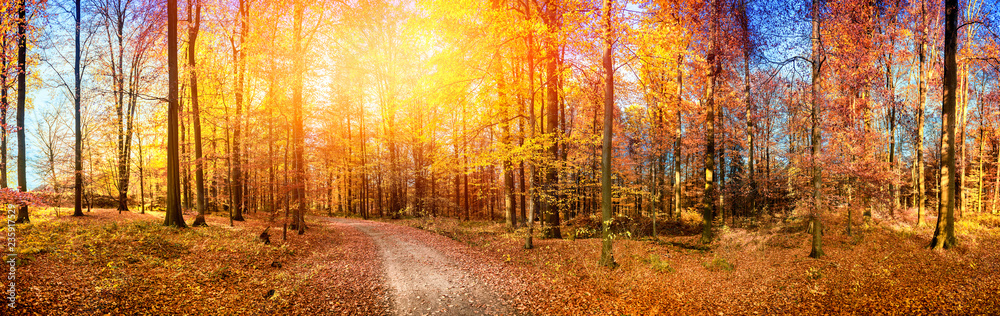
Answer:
[
  {"xmin": 94, "ymin": 0, "xmax": 159, "ymax": 214},
  {"xmin": 8, "ymin": 0, "xmax": 999, "ymax": 256}
]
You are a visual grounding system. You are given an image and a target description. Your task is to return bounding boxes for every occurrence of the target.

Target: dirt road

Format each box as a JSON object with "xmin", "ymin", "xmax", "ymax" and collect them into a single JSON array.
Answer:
[{"xmin": 330, "ymin": 218, "xmax": 512, "ymax": 316}]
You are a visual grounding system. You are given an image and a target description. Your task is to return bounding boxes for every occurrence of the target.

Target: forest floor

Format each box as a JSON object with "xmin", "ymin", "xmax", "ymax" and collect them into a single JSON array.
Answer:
[
  {"xmin": 3, "ymin": 206, "xmax": 1000, "ymax": 315},
  {"xmin": 1, "ymin": 207, "xmax": 391, "ymax": 315},
  {"xmin": 387, "ymin": 207, "xmax": 1000, "ymax": 315}
]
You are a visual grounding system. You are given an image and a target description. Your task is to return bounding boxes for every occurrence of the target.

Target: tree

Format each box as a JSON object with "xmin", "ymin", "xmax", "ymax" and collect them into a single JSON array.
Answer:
[
  {"xmin": 30, "ymin": 108, "xmax": 69, "ymax": 209},
  {"xmin": 230, "ymin": 0, "xmax": 248, "ymax": 222},
  {"xmin": 95, "ymin": 0, "xmax": 158, "ymax": 214},
  {"xmin": 164, "ymin": 0, "xmax": 186, "ymax": 228},
  {"xmin": 1, "ymin": 7, "xmax": 10, "ymax": 191},
  {"xmin": 541, "ymin": 0, "xmax": 562, "ymax": 239},
  {"xmin": 291, "ymin": 0, "xmax": 306, "ymax": 234},
  {"xmin": 930, "ymin": 0, "xmax": 958, "ymax": 250},
  {"xmin": 598, "ymin": 0, "xmax": 617, "ymax": 269},
  {"xmin": 699, "ymin": 0, "xmax": 720, "ymax": 244},
  {"xmin": 73, "ymin": 0, "xmax": 83, "ymax": 217},
  {"xmin": 15, "ymin": 0, "xmax": 29, "ymax": 224},
  {"xmin": 913, "ymin": 0, "xmax": 927, "ymax": 226},
  {"xmin": 808, "ymin": 0, "xmax": 825, "ymax": 259},
  {"xmin": 189, "ymin": 0, "xmax": 207, "ymax": 227}
]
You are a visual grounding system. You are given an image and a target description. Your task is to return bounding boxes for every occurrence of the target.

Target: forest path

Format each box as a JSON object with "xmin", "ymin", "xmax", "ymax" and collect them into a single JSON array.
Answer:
[{"xmin": 329, "ymin": 218, "xmax": 513, "ymax": 316}]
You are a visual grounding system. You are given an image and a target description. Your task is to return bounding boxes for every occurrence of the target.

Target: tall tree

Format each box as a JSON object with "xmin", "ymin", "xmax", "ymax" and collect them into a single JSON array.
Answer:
[
  {"xmin": 231, "ymin": 0, "xmax": 247, "ymax": 222},
  {"xmin": 598, "ymin": 0, "xmax": 617, "ymax": 269},
  {"xmin": 699, "ymin": 0, "xmax": 720, "ymax": 244},
  {"xmin": 808, "ymin": 0, "xmax": 825, "ymax": 259},
  {"xmin": 915, "ymin": 0, "xmax": 927, "ymax": 226},
  {"xmin": 164, "ymin": 0, "xmax": 186, "ymax": 228},
  {"xmin": 541, "ymin": 0, "xmax": 562, "ymax": 238},
  {"xmin": 291, "ymin": 0, "xmax": 306, "ymax": 234},
  {"xmin": 930, "ymin": 0, "xmax": 958, "ymax": 250},
  {"xmin": 2, "ymin": 7, "xmax": 11, "ymax": 190},
  {"xmin": 73, "ymin": 0, "xmax": 84, "ymax": 217},
  {"xmin": 15, "ymin": 0, "xmax": 29, "ymax": 224},
  {"xmin": 189, "ymin": 0, "xmax": 207, "ymax": 226}
]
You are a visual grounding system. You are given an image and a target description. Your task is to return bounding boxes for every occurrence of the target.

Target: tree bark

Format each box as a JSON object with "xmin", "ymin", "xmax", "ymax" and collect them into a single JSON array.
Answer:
[
  {"xmin": 930, "ymin": 0, "xmax": 958, "ymax": 250},
  {"xmin": 1, "ymin": 31, "xmax": 8, "ymax": 190},
  {"xmin": 673, "ymin": 54, "xmax": 683, "ymax": 220},
  {"xmin": 598, "ymin": 0, "xmax": 617, "ymax": 269},
  {"xmin": 542, "ymin": 0, "xmax": 562, "ymax": 238},
  {"xmin": 231, "ymin": 0, "xmax": 248, "ymax": 222},
  {"xmin": 73, "ymin": 0, "xmax": 84, "ymax": 216},
  {"xmin": 808, "ymin": 0, "xmax": 824, "ymax": 258},
  {"xmin": 916, "ymin": 0, "xmax": 926, "ymax": 226},
  {"xmin": 189, "ymin": 1, "xmax": 208, "ymax": 227},
  {"xmin": 700, "ymin": 0, "xmax": 720, "ymax": 244},
  {"xmin": 15, "ymin": 0, "xmax": 29, "ymax": 223},
  {"xmin": 292, "ymin": 0, "xmax": 306, "ymax": 234},
  {"xmin": 164, "ymin": 0, "xmax": 186, "ymax": 228}
]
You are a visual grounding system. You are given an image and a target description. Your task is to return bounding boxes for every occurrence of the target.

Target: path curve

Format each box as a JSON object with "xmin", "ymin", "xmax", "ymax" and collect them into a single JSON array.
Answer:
[{"xmin": 330, "ymin": 218, "xmax": 512, "ymax": 316}]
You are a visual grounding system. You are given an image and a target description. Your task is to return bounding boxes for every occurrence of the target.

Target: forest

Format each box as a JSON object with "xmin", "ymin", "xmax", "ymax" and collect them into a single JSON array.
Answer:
[{"xmin": 2, "ymin": 0, "xmax": 1000, "ymax": 314}]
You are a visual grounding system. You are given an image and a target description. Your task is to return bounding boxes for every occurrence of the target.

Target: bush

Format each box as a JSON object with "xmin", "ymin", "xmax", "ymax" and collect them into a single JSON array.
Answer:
[
  {"xmin": 703, "ymin": 256, "xmax": 734, "ymax": 272},
  {"xmin": 642, "ymin": 254, "xmax": 675, "ymax": 273}
]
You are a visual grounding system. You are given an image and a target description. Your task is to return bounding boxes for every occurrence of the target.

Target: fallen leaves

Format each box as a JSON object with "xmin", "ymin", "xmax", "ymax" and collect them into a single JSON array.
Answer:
[{"xmin": 0, "ymin": 208, "xmax": 390, "ymax": 315}]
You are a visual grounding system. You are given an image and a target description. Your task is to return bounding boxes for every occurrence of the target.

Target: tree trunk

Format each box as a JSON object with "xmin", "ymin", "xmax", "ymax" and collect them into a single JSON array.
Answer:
[
  {"xmin": 673, "ymin": 54, "xmax": 683, "ymax": 220},
  {"xmin": 15, "ymin": 0, "xmax": 30, "ymax": 223},
  {"xmin": 1, "ymin": 31, "xmax": 8, "ymax": 190},
  {"xmin": 164, "ymin": 0, "xmax": 186, "ymax": 228},
  {"xmin": 930, "ymin": 0, "xmax": 958, "ymax": 250},
  {"xmin": 808, "ymin": 0, "xmax": 824, "ymax": 258},
  {"xmin": 598, "ymin": 0, "xmax": 617, "ymax": 269},
  {"xmin": 542, "ymin": 3, "xmax": 562, "ymax": 238},
  {"xmin": 916, "ymin": 1, "xmax": 926, "ymax": 226},
  {"xmin": 231, "ymin": 0, "xmax": 247, "ymax": 222},
  {"xmin": 700, "ymin": 0, "xmax": 720, "ymax": 244},
  {"xmin": 73, "ymin": 0, "xmax": 84, "ymax": 216},
  {"xmin": 292, "ymin": 1, "xmax": 306, "ymax": 234},
  {"xmin": 524, "ymin": 2, "xmax": 536, "ymax": 249},
  {"xmin": 189, "ymin": 1, "xmax": 208, "ymax": 227}
]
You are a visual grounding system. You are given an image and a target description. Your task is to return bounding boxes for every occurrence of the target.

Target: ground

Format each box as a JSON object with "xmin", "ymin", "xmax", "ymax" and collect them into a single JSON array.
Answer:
[{"xmin": 2, "ymin": 206, "xmax": 999, "ymax": 315}]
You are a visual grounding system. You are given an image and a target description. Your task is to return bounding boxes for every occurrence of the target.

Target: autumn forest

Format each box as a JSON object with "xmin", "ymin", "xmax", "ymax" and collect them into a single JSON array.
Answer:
[{"xmin": 2, "ymin": 0, "xmax": 1000, "ymax": 314}]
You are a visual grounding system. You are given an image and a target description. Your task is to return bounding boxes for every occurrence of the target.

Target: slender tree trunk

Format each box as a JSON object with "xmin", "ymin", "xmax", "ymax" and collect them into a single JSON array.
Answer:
[
  {"xmin": 887, "ymin": 53, "xmax": 899, "ymax": 216},
  {"xmin": 993, "ymin": 138, "xmax": 999, "ymax": 214},
  {"xmin": 598, "ymin": 0, "xmax": 617, "ymax": 268},
  {"xmin": 73, "ymin": 0, "xmax": 84, "ymax": 216},
  {"xmin": 189, "ymin": 1, "xmax": 208, "ymax": 226},
  {"xmin": 231, "ymin": 0, "xmax": 247, "ymax": 222},
  {"xmin": 674, "ymin": 54, "xmax": 683, "ymax": 220},
  {"xmin": 916, "ymin": 1, "xmax": 926, "ymax": 226},
  {"xmin": 524, "ymin": 2, "xmax": 536, "ymax": 249},
  {"xmin": 930, "ymin": 0, "xmax": 958, "ymax": 250},
  {"xmin": 542, "ymin": 3, "xmax": 562, "ymax": 238},
  {"xmin": 808, "ymin": 0, "xmax": 824, "ymax": 258},
  {"xmin": 498, "ymin": 67, "xmax": 516, "ymax": 227},
  {"xmin": 15, "ymin": 0, "xmax": 30, "ymax": 223},
  {"xmin": 292, "ymin": 1, "xmax": 306, "ymax": 234},
  {"xmin": 700, "ymin": 0, "xmax": 720, "ymax": 244},
  {"xmin": 741, "ymin": 0, "xmax": 754, "ymax": 217},
  {"xmin": 1, "ymin": 33, "xmax": 8, "ymax": 190},
  {"xmin": 164, "ymin": 0, "xmax": 186, "ymax": 228},
  {"xmin": 138, "ymin": 134, "xmax": 145, "ymax": 214}
]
